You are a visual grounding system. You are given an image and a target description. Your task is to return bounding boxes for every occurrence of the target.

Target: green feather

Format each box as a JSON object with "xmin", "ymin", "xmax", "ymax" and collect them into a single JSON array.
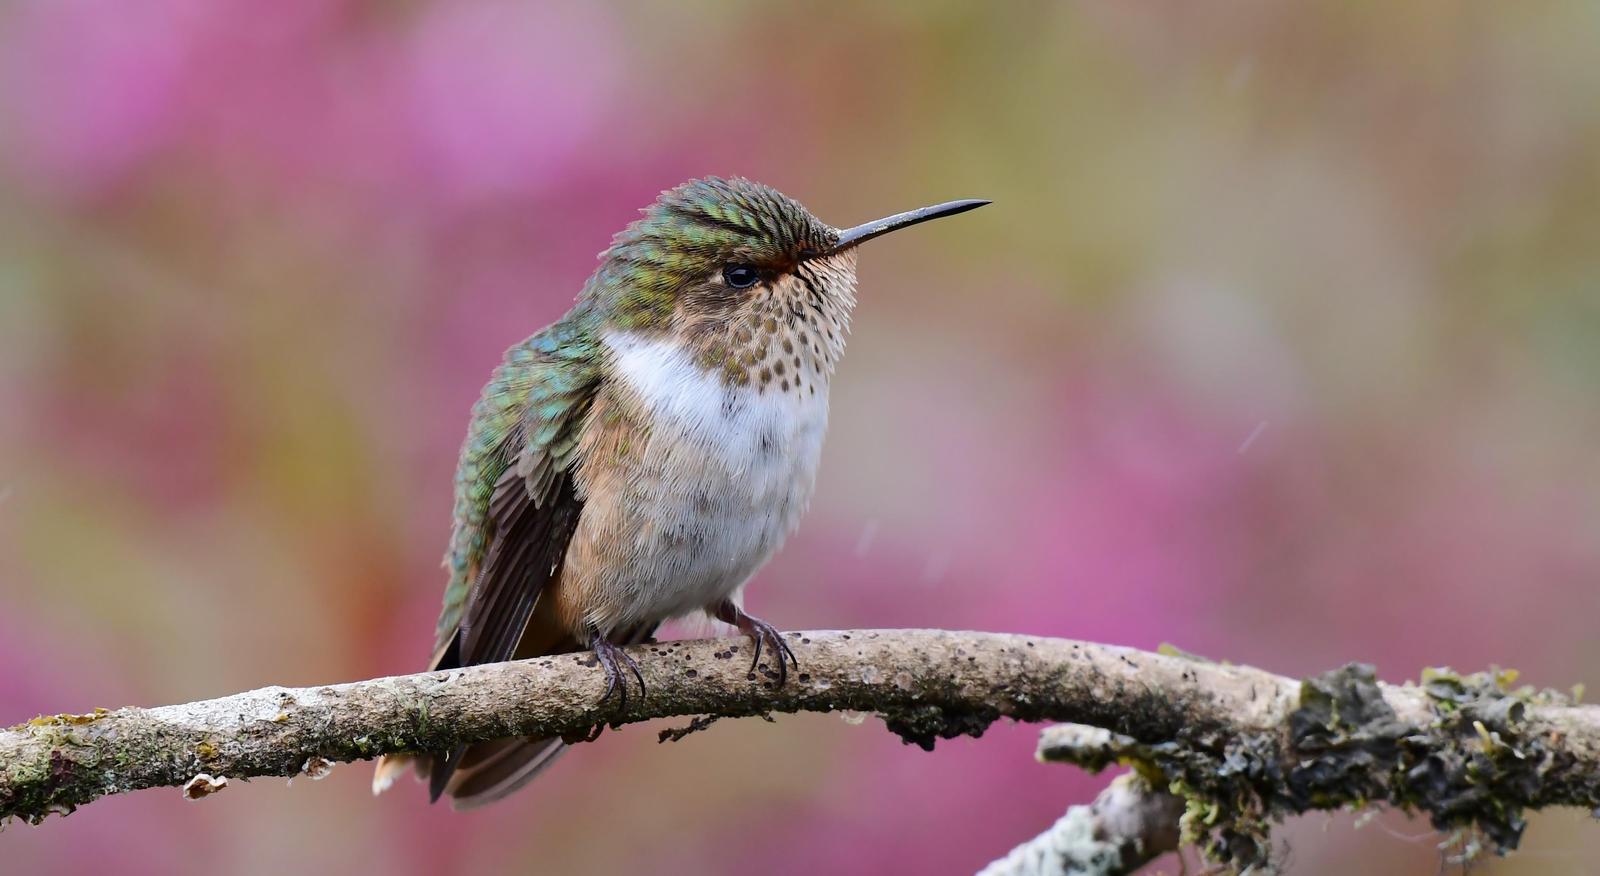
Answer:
[{"xmin": 432, "ymin": 312, "xmax": 601, "ymax": 651}]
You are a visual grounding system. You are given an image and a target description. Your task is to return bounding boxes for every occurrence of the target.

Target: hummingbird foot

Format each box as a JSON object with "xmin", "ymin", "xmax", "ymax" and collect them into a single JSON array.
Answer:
[
  {"xmin": 710, "ymin": 600, "xmax": 800, "ymax": 686},
  {"xmin": 589, "ymin": 629, "xmax": 646, "ymax": 713}
]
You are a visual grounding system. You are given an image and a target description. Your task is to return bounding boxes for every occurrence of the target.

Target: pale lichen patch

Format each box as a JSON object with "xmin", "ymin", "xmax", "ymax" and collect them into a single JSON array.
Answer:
[
  {"xmin": 301, "ymin": 757, "xmax": 333, "ymax": 780},
  {"xmin": 181, "ymin": 774, "xmax": 228, "ymax": 801}
]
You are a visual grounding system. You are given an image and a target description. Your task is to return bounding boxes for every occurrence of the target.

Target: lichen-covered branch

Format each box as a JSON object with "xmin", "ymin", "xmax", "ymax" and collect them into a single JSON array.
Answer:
[
  {"xmin": 979, "ymin": 726, "xmax": 1185, "ymax": 876},
  {"xmin": 2, "ymin": 630, "xmax": 1598, "ymax": 870},
  {"xmin": 977, "ymin": 773, "xmax": 1184, "ymax": 876}
]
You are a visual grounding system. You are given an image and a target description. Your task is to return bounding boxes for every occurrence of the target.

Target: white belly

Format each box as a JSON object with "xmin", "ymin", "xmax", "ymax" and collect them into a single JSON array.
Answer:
[{"xmin": 591, "ymin": 330, "xmax": 829, "ymax": 629}]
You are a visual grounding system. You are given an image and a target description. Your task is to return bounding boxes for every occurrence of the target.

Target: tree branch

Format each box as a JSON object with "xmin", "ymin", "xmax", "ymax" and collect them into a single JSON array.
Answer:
[
  {"xmin": 3, "ymin": 630, "xmax": 1598, "ymax": 869},
  {"xmin": 979, "ymin": 726, "xmax": 1185, "ymax": 876}
]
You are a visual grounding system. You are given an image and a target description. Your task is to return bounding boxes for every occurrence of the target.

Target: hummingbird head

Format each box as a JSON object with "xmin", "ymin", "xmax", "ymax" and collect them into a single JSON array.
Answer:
[{"xmin": 590, "ymin": 176, "xmax": 986, "ymax": 389}]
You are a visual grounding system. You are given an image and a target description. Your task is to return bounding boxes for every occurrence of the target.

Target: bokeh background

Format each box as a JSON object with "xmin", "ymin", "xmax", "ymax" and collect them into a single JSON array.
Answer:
[{"xmin": 3, "ymin": 1, "xmax": 1599, "ymax": 873}]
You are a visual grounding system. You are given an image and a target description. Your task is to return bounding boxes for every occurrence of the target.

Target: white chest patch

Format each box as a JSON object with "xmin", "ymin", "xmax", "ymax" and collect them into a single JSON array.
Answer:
[{"xmin": 595, "ymin": 330, "xmax": 831, "ymax": 627}]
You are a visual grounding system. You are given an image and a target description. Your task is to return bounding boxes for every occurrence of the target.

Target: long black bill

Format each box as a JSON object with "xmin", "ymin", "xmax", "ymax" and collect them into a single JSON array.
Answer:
[{"xmin": 830, "ymin": 198, "xmax": 990, "ymax": 253}]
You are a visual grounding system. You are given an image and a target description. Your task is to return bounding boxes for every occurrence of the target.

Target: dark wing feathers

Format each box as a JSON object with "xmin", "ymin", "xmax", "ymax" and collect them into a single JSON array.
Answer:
[
  {"xmin": 431, "ymin": 439, "xmax": 587, "ymax": 804},
  {"xmin": 458, "ymin": 471, "xmax": 582, "ymax": 666},
  {"xmin": 424, "ymin": 324, "xmax": 601, "ymax": 802},
  {"xmin": 431, "ymin": 318, "xmax": 601, "ymax": 657}
]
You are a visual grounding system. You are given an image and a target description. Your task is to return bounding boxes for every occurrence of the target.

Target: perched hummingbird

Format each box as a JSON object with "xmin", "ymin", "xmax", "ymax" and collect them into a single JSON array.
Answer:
[{"xmin": 372, "ymin": 177, "xmax": 986, "ymax": 808}]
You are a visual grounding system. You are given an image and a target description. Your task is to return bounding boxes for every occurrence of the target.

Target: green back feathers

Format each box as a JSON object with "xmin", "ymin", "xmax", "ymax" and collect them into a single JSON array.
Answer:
[{"xmin": 434, "ymin": 315, "xmax": 601, "ymax": 650}]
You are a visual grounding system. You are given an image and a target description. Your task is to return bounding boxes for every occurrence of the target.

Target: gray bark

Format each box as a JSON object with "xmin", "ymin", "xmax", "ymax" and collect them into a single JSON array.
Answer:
[{"xmin": 3, "ymin": 630, "xmax": 1596, "ymax": 871}]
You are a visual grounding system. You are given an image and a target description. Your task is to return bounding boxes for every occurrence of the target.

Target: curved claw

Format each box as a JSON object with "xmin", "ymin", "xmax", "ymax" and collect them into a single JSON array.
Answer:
[
  {"xmin": 709, "ymin": 600, "xmax": 801, "ymax": 688},
  {"xmin": 590, "ymin": 631, "xmax": 646, "ymax": 713},
  {"xmin": 743, "ymin": 616, "xmax": 799, "ymax": 686}
]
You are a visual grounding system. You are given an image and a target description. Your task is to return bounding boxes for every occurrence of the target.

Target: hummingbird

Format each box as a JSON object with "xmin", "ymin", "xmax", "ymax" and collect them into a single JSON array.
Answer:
[{"xmin": 372, "ymin": 177, "xmax": 986, "ymax": 808}]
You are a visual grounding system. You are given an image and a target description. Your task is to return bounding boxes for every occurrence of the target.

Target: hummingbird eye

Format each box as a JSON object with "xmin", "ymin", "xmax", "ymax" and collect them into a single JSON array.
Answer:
[{"xmin": 722, "ymin": 264, "xmax": 761, "ymax": 289}]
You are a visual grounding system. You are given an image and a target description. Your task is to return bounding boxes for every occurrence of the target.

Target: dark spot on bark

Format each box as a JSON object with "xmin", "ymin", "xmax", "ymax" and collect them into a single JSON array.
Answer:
[
  {"xmin": 881, "ymin": 704, "xmax": 1000, "ymax": 751},
  {"xmin": 49, "ymin": 750, "xmax": 75, "ymax": 785}
]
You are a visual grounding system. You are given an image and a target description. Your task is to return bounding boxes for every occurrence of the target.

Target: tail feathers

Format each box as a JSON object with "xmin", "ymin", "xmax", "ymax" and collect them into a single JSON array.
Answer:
[
  {"xmin": 372, "ymin": 741, "xmax": 562, "ymax": 805},
  {"xmin": 380, "ymin": 622, "xmax": 657, "ymax": 808},
  {"xmin": 437, "ymin": 737, "xmax": 568, "ymax": 810},
  {"xmin": 422, "ymin": 622, "xmax": 582, "ymax": 803},
  {"xmin": 371, "ymin": 752, "xmax": 424, "ymax": 796}
]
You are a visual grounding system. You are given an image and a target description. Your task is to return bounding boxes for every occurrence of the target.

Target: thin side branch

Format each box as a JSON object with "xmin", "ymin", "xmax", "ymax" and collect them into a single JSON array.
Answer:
[
  {"xmin": 3, "ymin": 630, "xmax": 1598, "ymax": 869},
  {"xmin": 977, "ymin": 773, "xmax": 1184, "ymax": 876},
  {"xmin": 979, "ymin": 726, "xmax": 1185, "ymax": 876}
]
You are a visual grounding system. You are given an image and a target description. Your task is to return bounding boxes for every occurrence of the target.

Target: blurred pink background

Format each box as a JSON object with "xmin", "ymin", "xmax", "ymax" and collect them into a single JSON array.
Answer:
[{"xmin": 3, "ymin": 2, "xmax": 1599, "ymax": 873}]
